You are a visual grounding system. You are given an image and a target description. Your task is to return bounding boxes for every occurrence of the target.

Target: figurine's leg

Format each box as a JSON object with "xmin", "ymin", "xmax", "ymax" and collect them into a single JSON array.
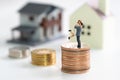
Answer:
[
  {"xmin": 79, "ymin": 39, "xmax": 81, "ymax": 48},
  {"xmin": 77, "ymin": 36, "xmax": 81, "ymax": 48}
]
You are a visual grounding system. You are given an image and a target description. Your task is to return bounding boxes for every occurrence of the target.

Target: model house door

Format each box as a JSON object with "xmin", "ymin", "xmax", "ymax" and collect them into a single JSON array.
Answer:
[
  {"xmin": 40, "ymin": 18, "xmax": 48, "ymax": 37},
  {"xmin": 58, "ymin": 13, "xmax": 62, "ymax": 31}
]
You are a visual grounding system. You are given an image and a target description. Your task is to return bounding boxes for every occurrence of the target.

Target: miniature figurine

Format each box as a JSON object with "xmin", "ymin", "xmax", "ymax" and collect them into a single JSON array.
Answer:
[
  {"xmin": 74, "ymin": 20, "xmax": 83, "ymax": 48},
  {"xmin": 68, "ymin": 20, "xmax": 83, "ymax": 48}
]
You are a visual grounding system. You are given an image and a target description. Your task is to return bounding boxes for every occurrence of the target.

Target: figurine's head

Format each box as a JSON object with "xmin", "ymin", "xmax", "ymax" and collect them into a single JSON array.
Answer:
[{"xmin": 77, "ymin": 20, "xmax": 83, "ymax": 27}]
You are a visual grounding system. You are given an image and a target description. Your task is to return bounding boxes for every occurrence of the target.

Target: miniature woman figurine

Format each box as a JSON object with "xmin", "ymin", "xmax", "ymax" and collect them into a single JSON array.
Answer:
[{"xmin": 74, "ymin": 20, "xmax": 83, "ymax": 48}]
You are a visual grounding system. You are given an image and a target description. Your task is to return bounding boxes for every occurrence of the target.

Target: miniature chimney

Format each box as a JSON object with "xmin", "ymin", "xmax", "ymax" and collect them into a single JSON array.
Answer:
[
  {"xmin": 88, "ymin": 0, "xmax": 99, "ymax": 8},
  {"xmin": 98, "ymin": 0, "xmax": 110, "ymax": 15}
]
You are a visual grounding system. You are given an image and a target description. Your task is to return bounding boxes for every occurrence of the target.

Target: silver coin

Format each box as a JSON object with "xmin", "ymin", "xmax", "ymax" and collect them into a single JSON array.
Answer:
[{"xmin": 9, "ymin": 46, "xmax": 30, "ymax": 58}]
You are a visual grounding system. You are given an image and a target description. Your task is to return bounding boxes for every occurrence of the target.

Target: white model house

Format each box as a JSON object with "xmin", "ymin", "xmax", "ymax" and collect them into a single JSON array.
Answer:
[
  {"xmin": 8, "ymin": 2, "xmax": 62, "ymax": 45},
  {"xmin": 70, "ymin": 0, "xmax": 115, "ymax": 49}
]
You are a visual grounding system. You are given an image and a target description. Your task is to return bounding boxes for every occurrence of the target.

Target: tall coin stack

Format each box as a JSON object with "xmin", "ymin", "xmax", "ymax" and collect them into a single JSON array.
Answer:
[
  {"xmin": 61, "ymin": 42, "xmax": 90, "ymax": 74},
  {"xmin": 31, "ymin": 48, "xmax": 56, "ymax": 66}
]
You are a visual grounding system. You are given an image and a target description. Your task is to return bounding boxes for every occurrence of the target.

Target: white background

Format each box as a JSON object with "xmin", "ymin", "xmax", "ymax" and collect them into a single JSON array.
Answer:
[{"xmin": 0, "ymin": 0, "xmax": 120, "ymax": 80}]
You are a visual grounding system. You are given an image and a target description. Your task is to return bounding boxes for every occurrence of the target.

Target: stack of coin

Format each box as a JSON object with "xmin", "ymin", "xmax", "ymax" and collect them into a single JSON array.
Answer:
[
  {"xmin": 61, "ymin": 42, "xmax": 90, "ymax": 74},
  {"xmin": 31, "ymin": 48, "xmax": 56, "ymax": 66},
  {"xmin": 9, "ymin": 46, "xmax": 30, "ymax": 58}
]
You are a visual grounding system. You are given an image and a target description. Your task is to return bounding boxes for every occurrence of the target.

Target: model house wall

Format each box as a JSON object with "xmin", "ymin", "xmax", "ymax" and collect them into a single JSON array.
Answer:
[
  {"xmin": 19, "ymin": 13, "xmax": 42, "ymax": 41},
  {"xmin": 20, "ymin": 14, "xmax": 38, "ymax": 27},
  {"xmin": 48, "ymin": 8, "xmax": 62, "ymax": 37},
  {"xmin": 37, "ymin": 13, "xmax": 46, "ymax": 41},
  {"xmin": 39, "ymin": 9, "xmax": 62, "ymax": 40}
]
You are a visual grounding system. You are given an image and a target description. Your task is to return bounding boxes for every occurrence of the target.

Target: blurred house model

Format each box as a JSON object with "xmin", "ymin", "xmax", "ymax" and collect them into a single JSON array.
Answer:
[
  {"xmin": 8, "ymin": 2, "xmax": 62, "ymax": 45},
  {"xmin": 70, "ymin": 0, "xmax": 115, "ymax": 49}
]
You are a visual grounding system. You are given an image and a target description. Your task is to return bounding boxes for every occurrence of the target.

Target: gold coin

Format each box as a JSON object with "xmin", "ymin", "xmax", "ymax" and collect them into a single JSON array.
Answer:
[{"xmin": 31, "ymin": 48, "xmax": 56, "ymax": 66}]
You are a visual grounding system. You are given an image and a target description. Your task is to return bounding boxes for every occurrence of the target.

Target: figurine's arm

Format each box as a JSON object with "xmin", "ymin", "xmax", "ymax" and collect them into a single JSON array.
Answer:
[{"xmin": 74, "ymin": 25, "xmax": 76, "ymax": 29}]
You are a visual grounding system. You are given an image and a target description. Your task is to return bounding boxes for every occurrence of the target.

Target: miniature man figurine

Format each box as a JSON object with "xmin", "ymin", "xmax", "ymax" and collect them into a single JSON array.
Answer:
[
  {"xmin": 74, "ymin": 20, "xmax": 83, "ymax": 48},
  {"xmin": 68, "ymin": 20, "xmax": 83, "ymax": 48}
]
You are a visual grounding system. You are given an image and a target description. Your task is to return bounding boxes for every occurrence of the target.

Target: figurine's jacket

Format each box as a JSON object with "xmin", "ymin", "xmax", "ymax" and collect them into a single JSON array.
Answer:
[{"xmin": 74, "ymin": 26, "xmax": 82, "ymax": 36}]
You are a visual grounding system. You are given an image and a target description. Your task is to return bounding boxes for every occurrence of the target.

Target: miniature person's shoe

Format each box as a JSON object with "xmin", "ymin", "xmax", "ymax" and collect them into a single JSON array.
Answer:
[{"xmin": 77, "ymin": 45, "xmax": 81, "ymax": 48}]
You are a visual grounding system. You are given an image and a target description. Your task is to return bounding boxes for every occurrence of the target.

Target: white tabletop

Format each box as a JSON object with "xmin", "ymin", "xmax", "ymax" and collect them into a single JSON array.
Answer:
[{"xmin": 0, "ymin": 0, "xmax": 120, "ymax": 80}]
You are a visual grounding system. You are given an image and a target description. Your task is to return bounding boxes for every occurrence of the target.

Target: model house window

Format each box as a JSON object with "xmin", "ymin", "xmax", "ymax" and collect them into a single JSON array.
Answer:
[
  {"xmin": 29, "ymin": 16, "xmax": 34, "ymax": 21},
  {"xmin": 87, "ymin": 25, "xmax": 91, "ymax": 29},
  {"xmin": 82, "ymin": 24, "xmax": 85, "ymax": 29},
  {"xmin": 81, "ymin": 31, "xmax": 85, "ymax": 35},
  {"xmin": 87, "ymin": 25, "xmax": 91, "ymax": 36},
  {"xmin": 87, "ymin": 32, "xmax": 91, "ymax": 36},
  {"xmin": 81, "ymin": 25, "xmax": 91, "ymax": 36},
  {"xmin": 31, "ymin": 30, "xmax": 35, "ymax": 35}
]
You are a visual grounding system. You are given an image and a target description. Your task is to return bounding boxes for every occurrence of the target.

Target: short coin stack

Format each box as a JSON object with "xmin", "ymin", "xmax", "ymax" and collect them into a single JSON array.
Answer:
[
  {"xmin": 9, "ymin": 46, "xmax": 30, "ymax": 58},
  {"xmin": 31, "ymin": 48, "xmax": 56, "ymax": 66},
  {"xmin": 61, "ymin": 42, "xmax": 90, "ymax": 74}
]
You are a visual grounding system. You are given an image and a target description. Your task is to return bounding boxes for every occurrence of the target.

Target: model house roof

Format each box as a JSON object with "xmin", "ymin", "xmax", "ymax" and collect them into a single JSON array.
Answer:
[
  {"xmin": 19, "ymin": 3, "xmax": 59, "ymax": 15},
  {"xmin": 87, "ymin": 4, "xmax": 106, "ymax": 19},
  {"xmin": 92, "ymin": 7, "xmax": 105, "ymax": 17},
  {"xmin": 90, "ymin": 5, "xmax": 106, "ymax": 18}
]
